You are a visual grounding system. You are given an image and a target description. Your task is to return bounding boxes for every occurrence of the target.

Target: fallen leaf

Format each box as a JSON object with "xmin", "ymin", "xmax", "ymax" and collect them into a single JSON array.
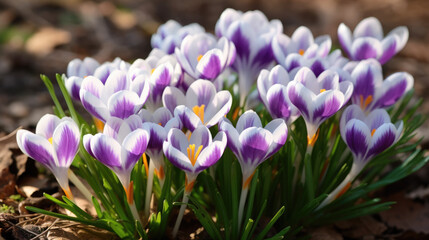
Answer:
[
  {"xmin": 309, "ymin": 226, "xmax": 343, "ymax": 240},
  {"xmin": 380, "ymin": 192, "xmax": 429, "ymax": 234},
  {"xmin": 335, "ymin": 216, "xmax": 387, "ymax": 239},
  {"xmin": 47, "ymin": 224, "xmax": 117, "ymax": 240},
  {"xmin": 25, "ymin": 27, "xmax": 71, "ymax": 56}
]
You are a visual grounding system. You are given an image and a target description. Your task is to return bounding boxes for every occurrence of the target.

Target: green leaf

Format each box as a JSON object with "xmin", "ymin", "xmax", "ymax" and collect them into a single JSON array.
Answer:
[{"xmin": 255, "ymin": 206, "xmax": 286, "ymax": 240}]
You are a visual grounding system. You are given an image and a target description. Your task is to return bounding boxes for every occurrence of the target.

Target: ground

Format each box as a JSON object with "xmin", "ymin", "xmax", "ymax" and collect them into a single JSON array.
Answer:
[{"xmin": 0, "ymin": 0, "xmax": 428, "ymax": 239}]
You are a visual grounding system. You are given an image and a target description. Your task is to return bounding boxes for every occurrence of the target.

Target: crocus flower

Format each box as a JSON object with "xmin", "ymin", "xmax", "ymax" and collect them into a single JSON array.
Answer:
[
  {"xmin": 163, "ymin": 125, "xmax": 227, "ymax": 193},
  {"xmin": 215, "ymin": 8, "xmax": 283, "ymax": 104},
  {"xmin": 219, "ymin": 110, "xmax": 287, "ymax": 188},
  {"xmin": 65, "ymin": 57, "xmax": 100, "ymax": 101},
  {"xmin": 318, "ymin": 105, "xmax": 403, "ymax": 208},
  {"xmin": 79, "ymin": 70, "xmax": 150, "ymax": 122},
  {"xmin": 287, "ymin": 67, "xmax": 353, "ymax": 147},
  {"xmin": 350, "ymin": 59, "xmax": 414, "ymax": 112},
  {"xmin": 163, "ymin": 79, "xmax": 232, "ymax": 130},
  {"xmin": 163, "ymin": 125, "xmax": 226, "ymax": 237},
  {"xmin": 93, "ymin": 57, "xmax": 130, "ymax": 84},
  {"xmin": 139, "ymin": 107, "xmax": 182, "ymax": 182},
  {"xmin": 257, "ymin": 65, "xmax": 300, "ymax": 124},
  {"xmin": 16, "ymin": 114, "xmax": 80, "ymax": 199},
  {"xmin": 83, "ymin": 115, "xmax": 150, "ymax": 205},
  {"xmin": 127, "ymin": 50, "xmax": 182, "ymax": 112},
  {"xmin": 175, "ymin": 33, "xmax": 236, "ymax": 81},
  {"xmin": 338, "ymin": 17, "xmax": 408, "ymax": 64},
  {"xmin": 151, "ymin": 20, "xmax": 205, "ymax": 54},
  {"xmin": 272, "ymin": 26, "xmax": 331, "ymax": 64},
  {"xmin": 219, "ymin": 110, "xmax": 287, "ymax": 228}
]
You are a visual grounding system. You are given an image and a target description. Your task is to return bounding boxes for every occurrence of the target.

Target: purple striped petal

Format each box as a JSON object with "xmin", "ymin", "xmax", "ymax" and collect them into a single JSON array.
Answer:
[
  {"xmin": 219, "ymin": 118, "xmax": 240, "ymax": 158},
  {"xmin": 17, "ymin": 130, "xmax": 56, "ymax": 168},
  {"xmin": 162, "ymin": 86, "xmax": 186, "ymax": 113},
  {"xmin": 197, "ymin": 50, "xmax": 223, "ymax": 80},
  {"xmin": 163, "ymin": 141, "xmax": 193, "ymax": 172},
  {"xmin": 204, "ymin": 90, "xmax": 232, "ymax": 128},
  {"xmin": 83, "ymin": 134, "xmax": 95, "ymax": 158},
  {"xmin": 167, "ymin": 128, "xmax": 189, "ymax": 153},
  {"xmin": 272, "ymin": 33, "xmax": 290, "ymax": 64},
  {"xmin": 266, "ymin": 85, "xmax": 292, "ymax": 119},
  {"xmin": 103, "ymin": 117, "xmax": 123, "ymax": 139},
  {"xmin": 366, "ymin": 123, "xmax": 396, "ymax": 159},
  {"xmin": 239, "ymin": 127, "xmax": 272, "ymax": 166},
  {"xmin": 291, "ymin": 26, "xmax": 314, "ymax": 50},
  {"xmin": 108, "ymin": 91, "xmax": 141, "ymax": 119},
  {"xmin": 102, "ymin": 70, "xmax": 129, "ymax": 101},
  {"xmin": 366, "ymin": 109, "xmax": 391, "ymax": 130},
  {"xmin": 351, "ymin": 38, "xmax": 382, "ymax": 61},
  {"xmin": 340, "ymin": 105, "xmax": 366, "ymax": 141},
  {"xmin": 236, "ymin": 110, "xmax": 262, "ymax": 133},
  {"xmin": 312, "ymin": 91, "xmax": 344, "ymax": 121},
  {"xmin": 287, "ymin": 81, "xmax": 313, "ymax": 119},
  {"xmin": 353, "ymin": 17, "xmax": 383, "ymax": 39},
  {"xmin": 153, "ymin": 107, "xmax": 174, "ymax": 126},
  {"xmin": 121, "ymin": 128, "xmax": 150, "ymax": 169},
  {"xmin": 338, "ymin": 23, "xmax": 353, "ymax": 58},
  {"xmin": 174, "ymin": 105, "xmax": 202, "ymax": 131},
  {"xmin": 150, "ymin": 63, "xmax": 173, "ymax": 104},
  {"xmin": 190, "ymin": 125, "xmax": 212, "ymax": 148},
  {"xmin": 52, "ymin": 121, "xmax": 80, "ymax": 167},
  {"xmin": 65, "ymin": 76, "xmax": 83, "ymax": 101},
  {"xmin": 379, "ymin": 35, "xmax": 397, "ymax": 64},
  {"xmin": 251, "ymin": 41, "xmax": 274, "ymax": 68},
  {"xmin": 344, "ymin": 119, "xmax": 370, "ymax": 162},
  {"xmin": 373, "ymin": 72, "xmax": 413, "ymax": 109},
  {"xmin": 90, "ymin": 134, "xmax": 122, "ymax": 169},
  {"xmin": 80, "ymin": 76, "xmax": 104, "ymax": 98},
  {"xmin": 186, "ymin": 80, "xmax": 216, "ymax": 109},
  {"xmin": 351, "ymin": 59, "xmax": 382, "ymax": 105},
  {"xmin": 265, "ymin": 119, "xmax": 287, "ymax": 158},
  {"xmin": 144, "ymin": 122, "xmax": 167, "ymax": 152},
  {"xmin": 35, "ymin": 114, "xmax": 61, "ymax": 139},
  {"xmin": 229, "ymin": 23, "xmax": 250, "ymax": 61},
  {"xmin": 195, "ymin": 131, "xmax": 227, "ymax": 172}
]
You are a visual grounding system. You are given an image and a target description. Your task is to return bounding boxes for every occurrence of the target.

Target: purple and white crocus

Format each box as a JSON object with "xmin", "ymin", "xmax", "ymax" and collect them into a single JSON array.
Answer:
[
  {"xmin": 319, "ymin": 105, "xmax": 403, "ymax": 208},
  {"xmin": 287, "ymin": 67, "xmax": 353, "ymax": 148},
  {"xmin": 350, "ymin": 59, "xmax": 413, "ymax": 112},
  {"xmin": 65, "ymin": 57, "xmax": 100, "ymax": 101},
  {"xmin": 163, "ymin": 125, "xmax": 227, "ymax": 238},
  {"xmin": 338, "ymin": 17, "xmax": 409, "ymax": 64},
  {"xmin": 79, "ymin": 70, "xmax": 150, "ymax": 123},
  {"xmin": 163, "ymin": 79, "xmax": 232, "ymax": 130},
  {"xmin": 83, "ymin": 115, "xmax": 150, "ymax": 222},
  {"xmin": 175, "ymin": 33, "xmax": 236, "ymax": 82},
  {"xmin": 215, "ymin": 8, "xmax": 283, "ymax": 105},
  {"xmin": 257, "ymin": 65, "xmax": 300, "ymax": 124},
  {"xmin": 17, "ymin": 114, "xmax": 80, "ymax": 200},
  {"xmin": 219, "ymin": 110, "xmax": 287, "ymax": 228},
  {"xmin": 272, "ymin": 26, "xmax": 331, "ymax": 65},
  {"xmin": 151, "ymin": 20, "xmax": 205, "ymax": 54},
  {"xmin": 139, "ymin": 107, "xmax": 182, "ymax": 218}
]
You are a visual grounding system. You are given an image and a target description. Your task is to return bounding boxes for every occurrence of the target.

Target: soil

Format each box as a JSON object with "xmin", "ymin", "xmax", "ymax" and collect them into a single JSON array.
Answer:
[{"xmin": 0, "ymin": 0, "xmax": 428, "ymax": 239}]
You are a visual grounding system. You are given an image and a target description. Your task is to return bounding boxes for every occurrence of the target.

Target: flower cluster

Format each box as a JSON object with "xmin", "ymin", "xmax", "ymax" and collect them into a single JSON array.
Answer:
[{"xmin": 16, "ymin": 8, "xmax": 418, "ymax": 239}]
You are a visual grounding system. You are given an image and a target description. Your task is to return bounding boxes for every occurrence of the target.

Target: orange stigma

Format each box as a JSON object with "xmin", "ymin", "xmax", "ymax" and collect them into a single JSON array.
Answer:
[
  {"xmin": 299, "ymin": 49, "xmax": 305, "ymax": 56},
  {"xmin": 359, "ymin": 95, "xmax": 373, "ymax": 110},
  {"xmin": 93, "ymin": 117, "xmax": 105, "ymax": 132},
  {"xmin": 371, "ymin": 129, "xmax": 376, "ymax": 136},
  {"xmin": 320, "ymin": 89, "xmax": 326, "ymax": 93},
  {"xmin": 197, "ymin": 55, "xmax": 203, "ymax": 62},
  {"xmin": 307, "ymin": 130, "xmax": 320, "ymax": 147},
  {"xmin": 143, "ymin": 153, "xmax": 149, "ymax": 178},
  {"xmin": 124, "ymin": 181, "xmax": 134, "ymax": 204}
]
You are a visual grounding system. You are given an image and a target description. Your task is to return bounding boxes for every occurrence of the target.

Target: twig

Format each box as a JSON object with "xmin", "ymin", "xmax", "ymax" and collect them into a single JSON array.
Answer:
[
  {"xmin": 16, "ymin": 214, "xmax": 44, "ymax": 226},
  {"xmin": 29, "ymin": 218, "xmax": 59, "ymax": 240},
  {"xmin": 4, "ymin": 220, "xmax": 38, "ymax": 237}
]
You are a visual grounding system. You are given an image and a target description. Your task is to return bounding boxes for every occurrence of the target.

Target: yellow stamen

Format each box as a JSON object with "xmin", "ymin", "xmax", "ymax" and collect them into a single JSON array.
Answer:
[
  {"xmin": 187, "ymin": 144, "xmax": 203, "ymax": 166},
  {"xmin": 320, "ymin": 89, "xmax": 326, "ymax": 93},
  {"xmin": 371, "ymin": 129, "xmax": 376, "ymax": 136},
  {"xmin": 48, "ymin": 137, "xmax": 53, "ymax": 144},
  {"xmin": 243, "ymin": 171, "xmax": 256, "ymax": 189},
  {"xmin": 334, "ymin": 181, "xmax": 352, "ymax": 200},
  {"xmin": 197, "ymin": 54, "xmax": 203, "ymax": 62},
  {"xmin": 151, "ymin": 68, "xmax": 155, "ymax": 74},
  {"xmin": 359, "ymin": 95, "xmax": 373, "ymax": 110},
  {"xmin": 124, "ymin": 181, "xmax": 134, "ymax": 204},
  {"xmin": 299, "ymin": 49, "xmax": 305, "ymax": 56},
  {"xmin": 192, "ymin": 105, "xmax": 205, "ymax": 124},
  {"xmin": 154, "ymin": 165, "xmax": 165, "ymax": 180},
  {"xmin": 93, "ymin": 117, "xmax": 105, "ymax": 132},
  {"xmin": 62, "ymin": 186, "xmax": 73, "ymax": 200},
  {"xmin": 307, "ymin": 130, "xmax": 320, "ymax": 147},
  {"xmin": 158, "ymin": 122, "xmax": 162, "ymax": 126},
  {"xmin": 185, "ymin": 175, "xmax": 195, "ymax": 193},
  {"xmin": 143, "ymin": 153, "xmax": 149, "ymax": 178}
]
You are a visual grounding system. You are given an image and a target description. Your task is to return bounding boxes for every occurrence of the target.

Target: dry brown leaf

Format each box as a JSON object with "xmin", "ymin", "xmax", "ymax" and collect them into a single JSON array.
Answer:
[
  {"xmin": 335, "ymin": 216, "xmax": 387, "ymax": 239},
  {"xmin": 380, "ymin": 192, "xmax": 429, "ymax": 234},
  {"xmin": 309, "ymin": 226, "xmax": 343, "ymax": 240},
  {"xmin": 25, "ymin": 27, "xmax": 71, "ymax": 56},
  {"xmin": 47, "ymin": 224, "xmax": 117, "ymax": 240}
]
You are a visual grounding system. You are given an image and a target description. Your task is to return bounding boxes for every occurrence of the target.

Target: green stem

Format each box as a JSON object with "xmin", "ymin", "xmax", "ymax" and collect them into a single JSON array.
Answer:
[{"xmin": 172, "ymin": 191, "xmax": 190, "ymax": 238}]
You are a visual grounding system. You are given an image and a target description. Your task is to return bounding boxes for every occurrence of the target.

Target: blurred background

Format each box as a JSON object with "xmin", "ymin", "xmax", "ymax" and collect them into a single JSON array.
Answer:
[{"xmin": 0, "ymin": 0, "xmax": 428, "ymax": 134}]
